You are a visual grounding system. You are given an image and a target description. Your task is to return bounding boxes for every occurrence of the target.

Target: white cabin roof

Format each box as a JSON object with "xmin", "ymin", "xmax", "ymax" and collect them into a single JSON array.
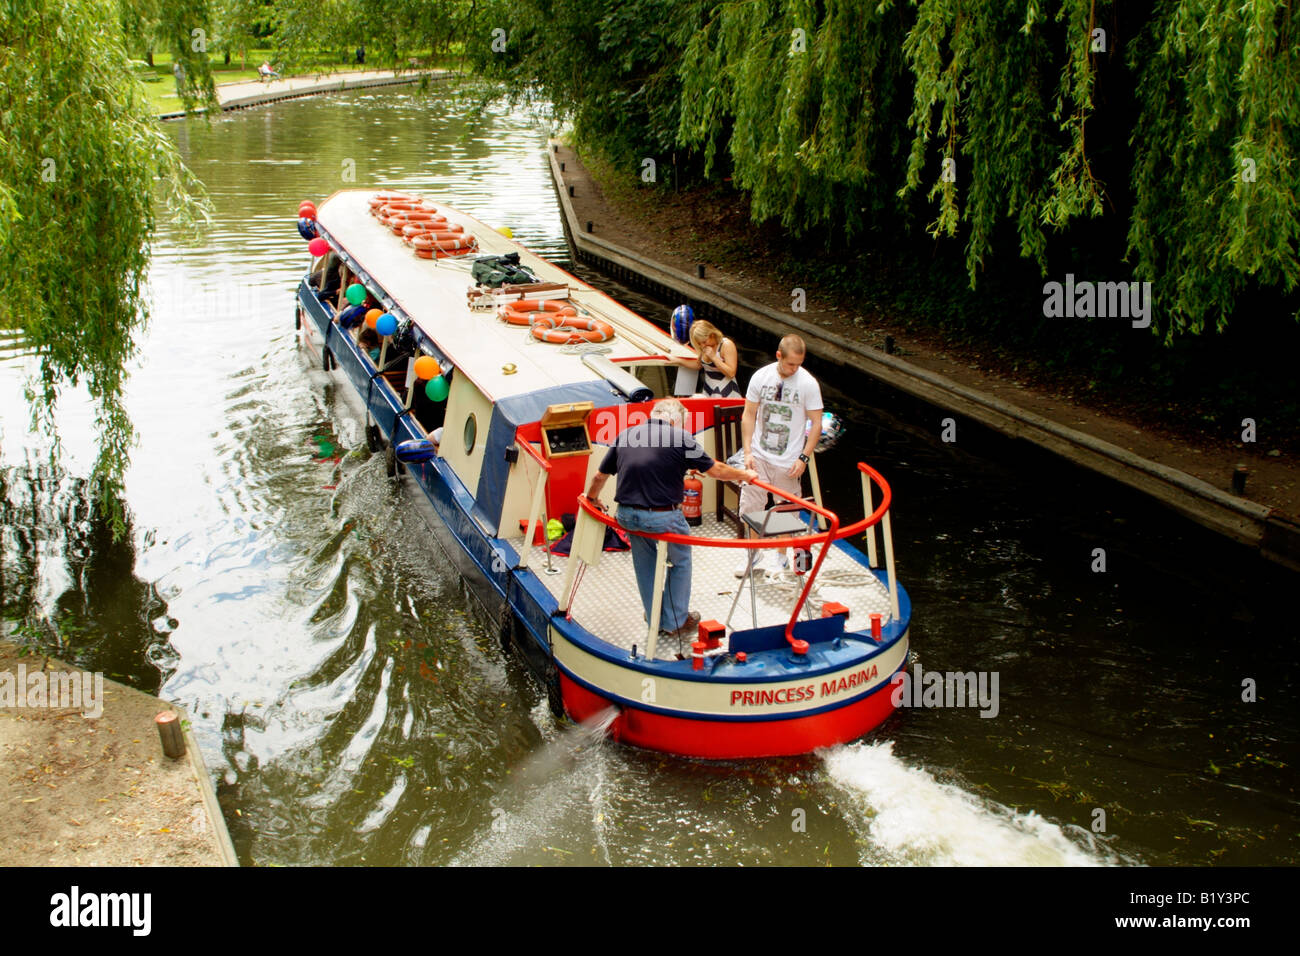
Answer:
[{"xmin": 314, "ymin": 190, "xmax": 693, "ymax": 402}]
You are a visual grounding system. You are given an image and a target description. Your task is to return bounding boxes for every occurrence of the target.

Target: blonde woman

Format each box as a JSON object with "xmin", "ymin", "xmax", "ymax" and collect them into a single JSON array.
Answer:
[{"xmin": 681, "ymin": 320, "xmax": 741, "ymax": 398}]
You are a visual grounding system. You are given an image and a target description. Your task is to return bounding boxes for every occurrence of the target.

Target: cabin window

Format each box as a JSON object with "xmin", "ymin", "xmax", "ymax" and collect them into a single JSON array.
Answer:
[
  {"xmin": 463, "ymin": 413, "xmax": 477, "ymax": 454},
  {"xmin": 631, "ymin": 364, "xmax": 671, "ymax": 399}
]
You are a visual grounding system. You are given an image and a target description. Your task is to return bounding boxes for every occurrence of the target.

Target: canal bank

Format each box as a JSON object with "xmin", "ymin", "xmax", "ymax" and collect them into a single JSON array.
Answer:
[
  {"xmin": 0, "ymin": 639, "xmax": 236, "ymax": 866},
  {"xmin": 157, "ymin": 68, "xmax": 449, "ymax": 120},
  {"xmin": 547, "ymin": 141, "xmax": 1300, "ymax": 572}
]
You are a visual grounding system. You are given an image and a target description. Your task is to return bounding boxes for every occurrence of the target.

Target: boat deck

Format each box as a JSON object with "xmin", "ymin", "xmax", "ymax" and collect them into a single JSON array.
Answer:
[
  {"xmin": 526, "ymin": 515, "xmax": 894, "ymax": 660},
  {"xmin": 315, "ymin": 190, "xmax": 694, "ymax": 404}
]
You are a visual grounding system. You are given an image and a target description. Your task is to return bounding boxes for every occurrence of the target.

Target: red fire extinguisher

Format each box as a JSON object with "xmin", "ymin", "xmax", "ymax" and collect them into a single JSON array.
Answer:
[{"xmin": 683, "ymin": 472, "xmax": 703, "ymax": 526}]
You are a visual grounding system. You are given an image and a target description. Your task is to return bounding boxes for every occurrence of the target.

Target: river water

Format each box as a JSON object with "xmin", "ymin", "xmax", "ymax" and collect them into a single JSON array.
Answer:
[{"xmin": 1, "ymin": 85, "xmax": 1295, "ymax": 866}]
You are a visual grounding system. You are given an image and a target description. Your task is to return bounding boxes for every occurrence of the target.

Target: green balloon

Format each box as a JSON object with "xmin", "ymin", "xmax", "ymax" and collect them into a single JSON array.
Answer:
[
  {"xmin": 425, "ymin": 375, "xmax": 449, "ymax": 402},
  {"xmin": 546, "ymin": 519, "xmax": 565, "ymax": 541},
  {"xmin": 345, "ymin": 283, "xmax": 366, "ymax": 306}
]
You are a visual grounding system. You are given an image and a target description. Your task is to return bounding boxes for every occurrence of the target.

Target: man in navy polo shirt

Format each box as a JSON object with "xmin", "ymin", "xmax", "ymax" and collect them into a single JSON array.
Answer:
[{"xmin": 585, "ymin": 399, "xmax": 757, "ymax": 640}]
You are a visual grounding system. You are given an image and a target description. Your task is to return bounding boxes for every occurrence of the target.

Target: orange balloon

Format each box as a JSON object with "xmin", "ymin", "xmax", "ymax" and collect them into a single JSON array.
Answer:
[
  {"xmin": 413, "ymin": 356, "xmax": 441, "ymax": 380},
  {"xmin": 365, "ymin": 308, "xmax": 382, "ymax": 329}
]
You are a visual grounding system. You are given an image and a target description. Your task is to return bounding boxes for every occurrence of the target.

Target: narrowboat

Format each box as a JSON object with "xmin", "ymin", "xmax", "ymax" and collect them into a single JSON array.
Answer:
[{"xmin": 293, "ymin": 189, "xmax": 912, "ymax": 759}]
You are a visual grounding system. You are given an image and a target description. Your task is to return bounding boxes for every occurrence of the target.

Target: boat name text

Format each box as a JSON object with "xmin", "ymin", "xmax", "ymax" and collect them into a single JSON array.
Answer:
[{"xmin": 729, "ymin": 664, "xmax": 879, "ymax": 707}]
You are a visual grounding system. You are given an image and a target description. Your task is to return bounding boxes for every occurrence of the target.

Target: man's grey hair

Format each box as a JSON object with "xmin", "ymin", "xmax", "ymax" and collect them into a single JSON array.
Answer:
[{"xmin": 649, "ymin": 398, "xmax": 688, "ymax": 427}]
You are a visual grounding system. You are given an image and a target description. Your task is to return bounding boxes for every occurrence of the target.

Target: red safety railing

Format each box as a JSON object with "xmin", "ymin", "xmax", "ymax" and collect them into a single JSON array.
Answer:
[
  {"xmin": 575, "ymin": 462, "xmax": 893, "ymax": 655},
  {"xmin": 513, "ymin": 432, "xmax": 552, "ymax": 472}
]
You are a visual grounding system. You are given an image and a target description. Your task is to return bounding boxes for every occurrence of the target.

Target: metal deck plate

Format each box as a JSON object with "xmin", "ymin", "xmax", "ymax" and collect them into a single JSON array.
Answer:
[{"xmin": 526, "ymin": 516, "xmax": 893, "ymax": 660}]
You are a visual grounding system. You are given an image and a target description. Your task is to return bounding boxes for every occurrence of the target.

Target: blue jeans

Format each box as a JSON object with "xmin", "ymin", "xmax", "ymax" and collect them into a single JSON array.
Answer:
[{"xmin": 616, "ymin": 507, "xmax": 693, "ymax": 631}]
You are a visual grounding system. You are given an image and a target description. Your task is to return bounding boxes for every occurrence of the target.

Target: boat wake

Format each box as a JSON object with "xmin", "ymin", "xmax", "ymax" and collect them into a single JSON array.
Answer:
[
  {"xmin": 821, "ymin": 741, "xmax": 1130, "ymax": 866},
  {"xmin": 448, "ymin": 707, "xmax": 619, "ymax": 866}
]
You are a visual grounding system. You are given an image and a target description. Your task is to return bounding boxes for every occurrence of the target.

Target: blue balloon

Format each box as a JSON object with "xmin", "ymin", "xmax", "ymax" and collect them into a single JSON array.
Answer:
[
  {"xmin": 395, "ymin": 439, "xmax": 438, "ymax": 463},
  {"xmin": 297, "ymin": 217, "xmax": 318, "ymax": 240},
  {"xmin": 375, "ymin": 313, "xmax": 398, "ymax": 336},
  {"xmin": 671, "ymin": 305, "xmax": 694, "ymax": 344}
]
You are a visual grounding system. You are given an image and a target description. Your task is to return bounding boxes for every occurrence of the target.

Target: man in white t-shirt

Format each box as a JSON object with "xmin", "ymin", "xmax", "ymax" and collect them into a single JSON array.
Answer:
[{"xmin": 737, "ymin": 335, "xmax": 822, "ymax": 571}]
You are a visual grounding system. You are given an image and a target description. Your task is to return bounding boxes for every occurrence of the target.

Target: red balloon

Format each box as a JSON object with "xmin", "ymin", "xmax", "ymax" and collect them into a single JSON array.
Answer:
[
  {"xmin": 299, "ymin": 200, "xmax": 317, "ymax": 211},
  {"xmin": 299, "ymin": 208, "xmax": 317, "ymax": 221},
  {"xmin": 308, "ymin": 238, "xmax": 329, "ymax": 257}
]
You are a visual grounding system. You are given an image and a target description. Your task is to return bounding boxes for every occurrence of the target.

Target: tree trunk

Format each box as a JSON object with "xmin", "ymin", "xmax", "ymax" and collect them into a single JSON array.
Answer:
[
  {"xmin": 224, "ymin": 49, "xmax": 230, "ymax": 66},
  {"xmin": 144, "ymin": 49, "xmax": 153, "ymax": 66}
]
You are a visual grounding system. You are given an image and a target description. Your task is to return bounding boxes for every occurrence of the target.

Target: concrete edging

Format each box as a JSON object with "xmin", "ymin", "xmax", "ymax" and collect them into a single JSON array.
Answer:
[
  {"xmin": 545, "ymin": 141, "xmax": 1300, "ymax": 571},
  {"xmin": 173, "ymin": 700, "xmax": 239, "ymax": 867},
  {"xmin": 158, "ymin": 70, "xmax": 450, "ymax": 120}
]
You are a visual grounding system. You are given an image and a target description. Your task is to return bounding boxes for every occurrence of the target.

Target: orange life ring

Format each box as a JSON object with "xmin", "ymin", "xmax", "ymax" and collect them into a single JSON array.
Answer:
[
  {"xmin": 378, "ymin": 210, "xmax": 423, "ymax": 226},
  {"xmin": 392, "ymin": 216, "xmax": 456, "ymax": 236},
  {"xmin": 401, "ymin": 221, "xmax": 461, "ymax": 238},
  {"xmin": 373, "ymin": 202, "xmax": 423, "ymax": 217},
  {"xmin": 410, "ymin": 233, "xmax": 476, "ymax": 251},
  {"xmin": 395, "ymin": 210, "xmax": 443, "ymax": 223},
  {"xmin": 401, "ymin": 221, "xmax": 454, "ymax": 238},
  {"xmin": 499, "ymin": 299, "xmax": 577, "ymax": 326},
  {"xmin": 529, "ymin": 314, "xmax": 615, "ymax": 344},
  {"xmin": 414, "ymin": 246, "xmax": 474, "ymax": 259},
  {"xmin": 377, "ymin": 203, "xmax": 432, "ymax": 222},
  {"xmin": 369, "ymin": 192, "xmax": 416, "ymax": 210}
]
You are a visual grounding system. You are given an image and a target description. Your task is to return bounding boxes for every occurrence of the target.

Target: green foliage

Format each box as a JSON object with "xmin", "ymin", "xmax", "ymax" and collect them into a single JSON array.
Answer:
[
  {"xmin": 211, "ymin": 0, "xmax": 273, "ymax": 61},
  {"xmin": 679, "ymin": 0, "xmax": 912, "ymax": 240},
  {"xmin": 468, "ymin": 0, "xmax": 692, "ymax": 173},
  {"xmin": 117, "ymin": 0, "xmax": 220, "ymax": 110},
  {"xmin": 1127, "ymin": 0, "xmax": 1300, "ymax": 339},
  {"xmin": 0, "ymin": 0, "xmax": 209, "ymax": 534},
  {"xmin": 271, "ymin": 0, "xmax": 473, "ymax": 69},
  {"xmin": 489, "ymin": 0, "xmax": 1298, "ymax": 340}
]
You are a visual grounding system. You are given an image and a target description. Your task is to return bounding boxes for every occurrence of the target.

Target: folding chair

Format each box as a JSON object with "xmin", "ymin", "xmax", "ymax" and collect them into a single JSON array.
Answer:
[{"xmin": 725, "ymin": 500, "xmax": 818, "ymax": 630}]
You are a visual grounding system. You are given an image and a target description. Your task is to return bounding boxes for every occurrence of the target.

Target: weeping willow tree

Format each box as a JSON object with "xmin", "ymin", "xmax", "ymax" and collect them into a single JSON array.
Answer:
[
  {"xmin": 1128, "ymin": 0, "xmax": 1299, "ymax": 337},
  {"xmin": 480, "ymin": 0, "xmax": 1296, "ymax": 341},
  {"xmin": 271, "ymin": 0, "xmax": 478, "ymax": 70},
  {"xmin": 467, "ymin": 0, "xmax": 694, "ymax": 172},
  {"xmin": 0, "ymin": 0, "xmax": 208, "ymax": 534},
  {"xmin": 679, "ymin": 0, "xmax": 914, "ymax": 240}
]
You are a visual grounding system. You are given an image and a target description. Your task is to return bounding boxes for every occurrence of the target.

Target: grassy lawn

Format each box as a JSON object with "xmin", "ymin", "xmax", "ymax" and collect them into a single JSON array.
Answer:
[{"xmin": 137, "ymin": 48, "xmax": 455, "ymax": 115}]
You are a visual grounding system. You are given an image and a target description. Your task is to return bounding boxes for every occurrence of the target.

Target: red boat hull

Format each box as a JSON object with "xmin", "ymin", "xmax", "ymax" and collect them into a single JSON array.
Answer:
[{"xmin": 559, "ymin": 670, "xmax": 902, "ymax": 760}]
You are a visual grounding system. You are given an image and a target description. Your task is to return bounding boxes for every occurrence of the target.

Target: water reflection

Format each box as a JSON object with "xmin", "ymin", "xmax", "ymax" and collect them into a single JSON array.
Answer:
[{"xmin": 0, "ymin": 456, "xmax": 176, "ymax": 693}]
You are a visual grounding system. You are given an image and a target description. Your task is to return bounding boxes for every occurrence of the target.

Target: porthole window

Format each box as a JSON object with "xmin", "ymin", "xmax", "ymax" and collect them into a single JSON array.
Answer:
[{"xmin": 464, "ymin": 413, "xmax": 477, "ymax": 455}]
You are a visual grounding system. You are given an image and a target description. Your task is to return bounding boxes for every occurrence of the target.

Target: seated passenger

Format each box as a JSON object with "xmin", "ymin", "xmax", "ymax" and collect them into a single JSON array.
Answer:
[
  {"xmin": 357, "ymin": 327, "xmax": 381, "ymax": 364},
  {"xmin": 334, "ymin": 266, "xmax": 353, "ymax": 314},
  {"xmin": 313, "ymin": 252, "xmax": 341, "ymax": 298},
  {"xmin": 336, "ymin": 303, "xmax": 367, "ymax": 329}
]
